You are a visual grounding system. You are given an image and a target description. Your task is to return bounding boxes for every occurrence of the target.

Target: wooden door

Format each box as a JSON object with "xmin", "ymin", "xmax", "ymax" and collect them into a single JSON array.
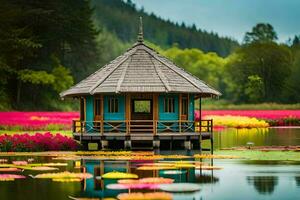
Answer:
[{"xmin": 180, "ymin": 94, "xmax": 189, "ymax": 120}]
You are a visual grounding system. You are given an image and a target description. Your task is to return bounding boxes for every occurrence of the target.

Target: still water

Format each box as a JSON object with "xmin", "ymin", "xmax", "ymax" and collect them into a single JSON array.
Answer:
[{"xmin": 0, "ymin": 128, "xmax": 299, "ymax": 200}]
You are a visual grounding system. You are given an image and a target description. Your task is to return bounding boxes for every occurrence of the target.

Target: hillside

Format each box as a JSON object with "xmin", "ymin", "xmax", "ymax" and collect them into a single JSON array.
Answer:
[{"xmin": 91, "ymin": 0, "xmax": 239, "ymax": 57}]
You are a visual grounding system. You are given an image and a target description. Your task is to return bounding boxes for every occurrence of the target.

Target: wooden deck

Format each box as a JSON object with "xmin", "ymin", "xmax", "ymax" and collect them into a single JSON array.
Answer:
[
  {"xmin": 72, "ymin": 119, "xmax": 213, "ymax": 151},
  {"xmin": 73, "ymin": 132, "xmax": 208, "ymax": 140}
]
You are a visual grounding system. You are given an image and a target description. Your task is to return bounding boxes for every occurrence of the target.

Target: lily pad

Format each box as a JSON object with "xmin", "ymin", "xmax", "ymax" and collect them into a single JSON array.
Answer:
[
  {"xmin": 159, "ymin": 183, "xmax": 201, "ymax": 193},
  {"xmin": 23, "ymin": 166, "xmax": 59, "ymax": 171},
  {"xmin": 101, "ymin": 171, "xmax": 138, "ymax": 179},
  {"xmin": 106, "ymin": 183, "xmax": 159, "ymax": 190},
  {"xmin": 52, "ymin": 178, "xmax": 82, "ymax": 182},
  {"xmin": 117, "ymin": 192, "xmax": 172, "ymax": 200},
  {"xmin": 34, "ymin": 171, "xmax": 93, "ymax": 179},
  {"xmin": 0, "ymin": 167, "xmax": 22, "ymax": 172},
  {"xmin": 137, "ymin": 166, "xmax": 176, "ymax": 170},
  {"xmin": 139, "ymin": 177, "xmax": 174, "ymax": 184},
  {"xmin": 0, "ymin": 174, "xmax": 26, "ymax": 181},
  {"xmin": 162, "ymin": 170, "xmax": 186, "ymax": 175},
  {"xmin": 12, "ymin": 161, "xmax": 28, "ymax": 165},
  {"xmin": 196, "ymin": 166, "xmax": 223, "ymax": 170}
]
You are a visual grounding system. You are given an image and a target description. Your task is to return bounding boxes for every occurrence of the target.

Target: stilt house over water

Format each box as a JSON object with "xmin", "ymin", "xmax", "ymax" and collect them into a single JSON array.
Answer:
[{"xmin": 61, "ymin": 18, "xmax": 221, "ymax": 151}]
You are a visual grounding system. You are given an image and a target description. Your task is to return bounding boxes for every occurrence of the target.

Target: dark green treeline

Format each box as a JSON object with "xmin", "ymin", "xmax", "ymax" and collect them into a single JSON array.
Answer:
[{"xmin": 0, "ymin": 0, "xmax": 299, "ymax": 111}]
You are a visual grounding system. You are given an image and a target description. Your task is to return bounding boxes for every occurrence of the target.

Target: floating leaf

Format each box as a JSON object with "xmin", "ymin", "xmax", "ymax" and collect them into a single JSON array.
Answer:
[
  {"xmin": 159, "ymin": 183, "xmax": 201, "ymax": 193},
  {"xmin": 34, "ymin": 171, "xmax": 93, "ymax": 179},
  {"xmin": 0, "ymin": 167, "xmax": 21, "ymax": 172},
  {"xmin": 23, "ymin": 166, "xmax": 59, "ymax": 171},
  {"xmin": 117, "ymin": 192, "xmax": 172, "ymax": 200},
  {"xmin": 162, "ymin": 170, "xmax": 186, "ymax": 175},
  {"xmin": 107, "ymin": 183, "xmax": 159, "ymax": 190},
  {"xmin": 12, "ymin": 161, "xmax": 28, "ymax": 165},
  {"xmin": 0, "ymin": 174, "xmax": 26, "ymax": 181},
  {"xmin": 196, "ymin": 166, "xmax": 223, "ymax": 170},
  {"xmin": 194, "ymin": 154, "xmax": 240, "ymax": 159},
  {"xmin": 102, "ymin": 171, "xmax": 138, "ymax": 179},
  {"xmin": 163, "ymin": 155, "xmax": 191, "ymax": 159},
  {"xmin": 118, "ymin": 179, "xmax": 139, "ymax": 184},
  {"xmin": 43, "ymin": 163, "xmax": 68, "ymax": 167},
  {"xmin": 137, "ymin": 166, "xmax": 176, "ymax": 171},
  {"xmin": 139, "ymin": 177, "xmax": 174, "ymax": 184},
  {"xmin": 0, "ymin": 159, "xmax": 8, "ymax": 163},
  {"xmin": 52, "ymin": 178, "xmax": 82, "ymax": 182},
  {"xmin": 118, "ymin": 177, "xmax": 174, "ymax": 185},
  {"xmin": 68, "ymin": 196, "xmax": 101, "ymax": 200}
]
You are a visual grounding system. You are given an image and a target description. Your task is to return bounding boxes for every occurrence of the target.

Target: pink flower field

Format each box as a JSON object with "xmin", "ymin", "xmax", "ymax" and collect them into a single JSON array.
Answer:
[
  {"xmin": 0, "ymin": 132, "xmax": 80, "ymax": 151},
  {"xmin": 0, "ymin": 110, "xmax": 299, "ymax": 131},
  {"xmin": 0, "ymin": 112, "xmax": 79, "ymax": 130},
  {"xmin": 199, "ymin": 110, "xmax": 300, "ymax": 120}
]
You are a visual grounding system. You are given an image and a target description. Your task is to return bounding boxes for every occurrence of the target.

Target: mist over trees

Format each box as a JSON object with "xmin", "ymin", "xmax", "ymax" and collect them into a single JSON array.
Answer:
[{"xmin": 0, "ymin": 0, "xmax": 299, "ymax": 111}]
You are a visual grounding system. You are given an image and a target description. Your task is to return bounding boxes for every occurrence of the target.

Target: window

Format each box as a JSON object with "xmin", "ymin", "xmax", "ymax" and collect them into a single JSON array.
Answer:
[
  {"xmin": 94, "ymin": 98, "xmax": 101, "ymax": 116},
  {"xmin": 108, "ymin": 97, "xmax": 118, "ymax": 113},
  {"xmin": 164, "ymin": 97, "xmax": 175, "ymax": 113},
  {"xmin": 80, "ymin": 97, "xmax": 85, "ymax": 121},
  {"xmin": 133, "ymin": 100, "xmax": 151, "ymax": 113},
  {"xmin": 181, "ymin": 96, "xmax": 188, "ymax": 115}
]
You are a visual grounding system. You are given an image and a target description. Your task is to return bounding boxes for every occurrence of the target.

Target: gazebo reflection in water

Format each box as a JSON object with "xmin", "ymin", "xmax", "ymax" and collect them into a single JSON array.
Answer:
[{"xmin": 72, "ymin": 154, "xmax": 218, "ymax": 199}]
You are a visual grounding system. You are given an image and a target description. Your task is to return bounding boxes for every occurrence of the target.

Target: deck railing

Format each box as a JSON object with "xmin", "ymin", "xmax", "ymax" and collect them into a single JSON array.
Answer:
[{"xmin": 72, "ymin": 119, "xmax": 213, "ymax": 135}]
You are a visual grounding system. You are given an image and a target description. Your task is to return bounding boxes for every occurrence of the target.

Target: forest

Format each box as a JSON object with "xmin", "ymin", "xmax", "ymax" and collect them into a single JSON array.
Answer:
[{"xmin": 0, "ymin": 0, "xmax": 299, "ymax": 111}]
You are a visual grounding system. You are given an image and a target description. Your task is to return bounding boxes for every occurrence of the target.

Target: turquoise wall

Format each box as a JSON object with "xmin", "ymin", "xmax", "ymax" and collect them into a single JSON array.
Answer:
[
  {"xmin": 85, "ymin": 96, "xmax": 94, "ymax": 132},
  {"xmin": 189, "ymin": 94, "xmax": 195, "ymax": 132},
  {"xmin": 188, "ymin": 94, "xmax": 195, "ymax": 121},
  {"xmin": 158, "ymin": 94, "xmax": 179, "ymax": 120},
  {"xmin": 103, "ymin": 95, "xmax": 125, "ymax": 121}
]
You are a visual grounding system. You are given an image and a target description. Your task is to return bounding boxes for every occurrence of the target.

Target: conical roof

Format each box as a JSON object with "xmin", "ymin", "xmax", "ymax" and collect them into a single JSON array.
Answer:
[{"xmin": 61, "ymin": 37, "xmax": 221, "ymax": 98}]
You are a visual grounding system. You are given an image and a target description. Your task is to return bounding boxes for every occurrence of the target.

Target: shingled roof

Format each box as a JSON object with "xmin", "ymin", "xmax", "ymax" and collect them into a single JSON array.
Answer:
[{"xmin": 60, "ymin": 20, "xmax": 221, "ymax": 98}]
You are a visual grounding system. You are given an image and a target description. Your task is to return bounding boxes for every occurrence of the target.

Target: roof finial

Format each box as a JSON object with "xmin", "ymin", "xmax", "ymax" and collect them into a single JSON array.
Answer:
[{"xmin": 137, "ymin": 16, "xmax": 144, "ymax": 43}]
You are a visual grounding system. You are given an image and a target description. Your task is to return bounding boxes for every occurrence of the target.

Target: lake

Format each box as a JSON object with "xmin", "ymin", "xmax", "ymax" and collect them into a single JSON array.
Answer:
[{"xmin": 0, "ymin": 128, "xmax": 299, "ymax": 200}]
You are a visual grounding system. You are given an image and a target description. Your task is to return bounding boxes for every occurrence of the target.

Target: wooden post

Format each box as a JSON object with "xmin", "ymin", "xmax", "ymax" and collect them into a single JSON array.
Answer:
[
  {"xmin": 179, "ymin": 94, "xmax": 182, "ymax": 133},
  {"xmin": 199, "ymin": 97, "xmax": 202, "ymax": 121},
  {"xmin": 100, "ymin": 95, "xmax": 104, "ymax": 136},
  {"xmin": 153, "ymin": 94, "xmax": 158, "ymax": 135},
  {"xmin": 125, "ymin": 94, "xmax": 131, "ymax": 135}
]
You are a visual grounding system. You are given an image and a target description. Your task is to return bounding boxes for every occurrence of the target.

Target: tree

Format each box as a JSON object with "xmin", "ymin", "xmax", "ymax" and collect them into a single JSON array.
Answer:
[
  {"xmin": 244, "ymin": 23, "xmax": 278, "ymax": 44},
  {"xmin": 292, "ymin": 35, "xmax": 300, "ymax": 47},
  {"xmin": 245, "ymin": 75, "xmax": 264, "ymax": 102},
  {"xmin": 226, "ymin": 42, "xmax": 293, "ymax": 102},
  {"xmin": 0, "ymin": 0, "xmax": 98, "ymax": 110}
]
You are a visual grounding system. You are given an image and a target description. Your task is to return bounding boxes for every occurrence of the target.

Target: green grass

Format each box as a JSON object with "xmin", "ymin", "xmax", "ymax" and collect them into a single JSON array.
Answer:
[
  {"xmin": 0, "ymin": 130, "xmax": 72, "ymax": 136},
  {"xmin": 215, "ymin": 150, "xmax": 300, "ymax": 161}
]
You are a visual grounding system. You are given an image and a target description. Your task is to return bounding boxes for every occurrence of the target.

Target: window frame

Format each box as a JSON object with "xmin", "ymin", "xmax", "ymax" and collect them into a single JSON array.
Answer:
[
  {"xmin": 164, "ymin": 97, "xmax": 175, "ymax": 113},
  {"xmin": 80, "ymin": 97, "xmax": 85, "ymax": 121},
  {"xmin": 181, "ymin": 96, "xmax": 188, "ymax": 115},
  {"xmin": 108, "ymin": 97, "xmax": 119, "ymax": 113},
  {"xmin": 132, "ymin": 99, "xmax": 152, "ymax": 114},
  {"xmin": 94, "ymin": 98, "xmax": 102, "ymax": 117}
]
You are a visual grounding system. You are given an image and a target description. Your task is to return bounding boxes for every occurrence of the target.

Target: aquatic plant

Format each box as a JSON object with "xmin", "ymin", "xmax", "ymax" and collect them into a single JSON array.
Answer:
[
  {"xmin": 34, "ymin": 171, "xmax": 93, "ymax": 179},
  {"xmin": 0, "ymin": 132, "xmax": 80, "ymax": 152},
  {"xmin": 118, "ymin": 177, "xmax": 174, "ymax": 184},
  {"xmin": 194, "ymin": 154, "xmax": 240, "ymax": 159},
  {"xmin": 101, "ymin": 171, "xmax": 138, "ymax": 179},
  {"xmin": 159, "ymin": 183, "xmax": 201, "ymax": 193},
  {"xmin": 0, "ymin": 174, "xmax": 26, "ymax": 181},
  {"xmin": 117, "ymin": 192, "xmax": 172, "ymax": 200}
]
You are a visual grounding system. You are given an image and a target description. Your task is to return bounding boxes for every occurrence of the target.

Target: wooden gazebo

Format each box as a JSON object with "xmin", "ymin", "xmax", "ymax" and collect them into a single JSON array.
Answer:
[{"xmin": 61, "ymin": 18, "xmax": 221, "ymax": 150}]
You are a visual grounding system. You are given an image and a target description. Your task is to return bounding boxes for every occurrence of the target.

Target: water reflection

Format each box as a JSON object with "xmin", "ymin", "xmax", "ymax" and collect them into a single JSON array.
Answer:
[
  {"xmin": 296, "ymin": 176, "xmax": 300, "ymax": 187},
  {"xmin": 211, "ymin": 127, "xmax": 300, "ymax": 149},
  {"xmin": 247, "ymin": 176, "xmax": 278, "ymax": 194}
]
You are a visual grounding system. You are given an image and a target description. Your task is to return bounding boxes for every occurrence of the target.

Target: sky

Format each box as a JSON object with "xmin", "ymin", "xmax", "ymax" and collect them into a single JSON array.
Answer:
[{"xmin": 131, "ymin": 0, "xmax": 300, "ymax": 43}]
